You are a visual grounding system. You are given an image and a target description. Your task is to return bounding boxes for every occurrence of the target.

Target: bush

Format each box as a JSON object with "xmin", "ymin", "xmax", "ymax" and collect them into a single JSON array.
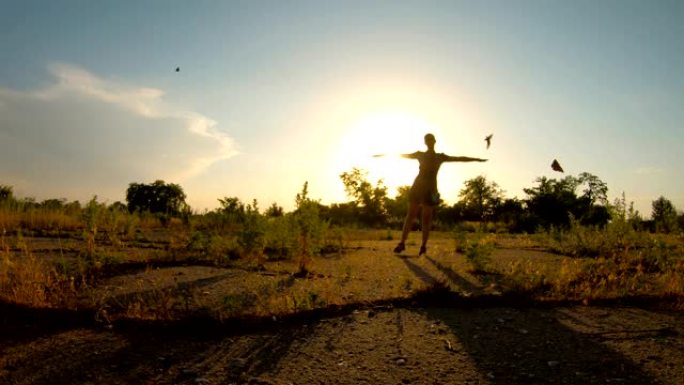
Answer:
[
  {"xmin": 292, "ymin": 183, "xmax": 328, "ymax": 273},
  {"xmin": 237, "ymin": 200, "xmax": 267, "ymax": 264},
  {"xmin": 454, "ymin": 231, "xmax": 495, "ymax": 273}
]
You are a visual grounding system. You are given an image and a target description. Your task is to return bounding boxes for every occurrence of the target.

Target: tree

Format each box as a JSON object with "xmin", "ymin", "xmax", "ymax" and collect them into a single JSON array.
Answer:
[
  {"xmin": 578, "ymin": 172, "xmax": 608, "ymax": 205},
  {"xmin": 0, "ymin": 185, "xmax": 13, "ymax": 202},
  {"xmin": 385, "ymin": 185, "xmax": 411, "ymax": 227},
  {"xmin": 218, "ymin": 196, "xmax": 245, "ymax": 216},
  {"xmin": 126, "ymin": 180, "xmax": 187, "ymax": 216},
  {"xmin": 610, "ymin": 192, "xmax": 643, "ymax": 231},
  {"xmin": 458, "ymin": 175, "xmax": 504, "ymax": 223},
  {"xmin": 339, "ymin": 167, "xmax": 388, "ymax": 227},
  {"xmin": 652, "ymin": 196, "xmax": 679, "ymax": 233},
  {"xmin": 523, "ymin": 176, "xmax": 575, "ymax": 229},
  {"xmin": 264, "ymin": 202, "xmax": 284, "ymax": 217},
  {"xmin": 109, "ymin": 201, "xmax": 128, "ymax": 213},
  {"xmin": 216, "ymin": 196, "xmax": 246, "ymax": 227},
  {"xmin": 320, "ymin": 202, "xmax": 359, "ymax": 226},
  {"xmin": 494, "ymin": 198, "xmax": 529, "ymax": 232},
  {"xmin": 40, "ymin": 198, "xmax": 66, "ymax": 210},
  {"xmin": 523, "ymin": 174, "xmax": 610, "ymax": 229}
]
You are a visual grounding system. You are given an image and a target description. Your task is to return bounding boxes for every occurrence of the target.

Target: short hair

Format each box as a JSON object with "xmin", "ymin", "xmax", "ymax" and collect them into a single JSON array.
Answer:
[{"xmin": 424, "ymin": 133, "xmax": 436, "ymax": 143}]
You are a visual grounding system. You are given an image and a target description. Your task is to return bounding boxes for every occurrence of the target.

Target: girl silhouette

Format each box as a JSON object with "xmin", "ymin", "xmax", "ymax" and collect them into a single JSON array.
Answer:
[{"xmin": 389, "ymin": 133, "xmax": 487, "ymax": 255}]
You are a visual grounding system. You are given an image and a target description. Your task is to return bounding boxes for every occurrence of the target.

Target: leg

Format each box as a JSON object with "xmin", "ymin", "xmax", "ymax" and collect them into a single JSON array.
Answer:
[
  {"xmin": 420, "ymin": 205, "xmax": 434, "ymax": 255},
  {"xmin": 395, "ymin": 202, "xmax": 420, "ymax": 252}
]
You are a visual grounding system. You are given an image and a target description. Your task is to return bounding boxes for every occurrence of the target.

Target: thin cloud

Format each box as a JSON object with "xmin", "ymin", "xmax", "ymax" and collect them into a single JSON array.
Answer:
[
  {"xmin": 0, "ymin": 63, "xmax": 238, "ymax": 201},
  {"xmin": 33, "ymin": 63, "xmax": 166, "ymax": 118}
]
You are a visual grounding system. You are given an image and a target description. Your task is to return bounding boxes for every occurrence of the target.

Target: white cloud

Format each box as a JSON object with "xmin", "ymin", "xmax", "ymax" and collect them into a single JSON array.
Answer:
[
  {"xmin": 0, "ymin": 63, "xmax": 238, "ymax": 202},
  {"xmin": 33, "ymin": 64, "xmax": 166, "ymax": 118}
]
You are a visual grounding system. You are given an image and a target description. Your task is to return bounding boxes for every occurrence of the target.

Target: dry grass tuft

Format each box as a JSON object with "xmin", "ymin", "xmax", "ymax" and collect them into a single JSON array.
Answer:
[{"xmin": 0, "ymin": 251, "xmax": 77, "ymax": 308}]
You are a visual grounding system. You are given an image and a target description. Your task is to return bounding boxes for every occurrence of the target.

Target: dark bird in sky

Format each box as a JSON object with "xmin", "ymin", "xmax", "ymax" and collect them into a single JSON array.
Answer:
[
  {"xmin": 175, "ymin": 67, "xmax": 180, "ymax": 72},
  {"xmin": 485, "ymin": 134, "xmax": 493, "ymax": 149},
  {"xmin": 551, "ymin": 159, "xmax": 564, "ymax": 173}
]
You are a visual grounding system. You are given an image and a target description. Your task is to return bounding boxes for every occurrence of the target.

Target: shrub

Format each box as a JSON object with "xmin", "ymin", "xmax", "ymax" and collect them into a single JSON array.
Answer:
[
  {"xmin": 237, "ymin": 200, "xmax": 267, "ymax": 264},
  {"xmin": 292, "ymin": 182, "xmax": 328, "ymax": 273},
  {"xmin": 0, "ymin": 252, "xmax": 77, "ymax": 308},
  {"xmin": 454, "ymin": 231, "xmax": 494, "ymax": 273}
]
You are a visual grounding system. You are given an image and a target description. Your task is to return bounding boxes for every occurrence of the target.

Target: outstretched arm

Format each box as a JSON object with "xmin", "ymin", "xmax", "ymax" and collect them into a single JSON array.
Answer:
[
  {"xmin": 444, "ymin": 155, "xmax": 487, "ymax": 162},
  {"xmin": 400, "ymin": 152, "xmax": 419, "ymax": 159},
  {"xmin": 373, "ymin": 152, "xmax": 419, "ymax": 159}
]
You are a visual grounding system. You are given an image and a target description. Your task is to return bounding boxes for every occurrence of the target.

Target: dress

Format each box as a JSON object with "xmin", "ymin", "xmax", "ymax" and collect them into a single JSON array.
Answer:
[{"xmin": 407, "ymin": 151, "xmax": 447, "ymax": 206}]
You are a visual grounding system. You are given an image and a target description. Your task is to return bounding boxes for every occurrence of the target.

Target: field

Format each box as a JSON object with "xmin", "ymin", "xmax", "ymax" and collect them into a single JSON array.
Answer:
[{"xmin": 2, "ymin": 219, "xmax": 684, "ymax": 384}]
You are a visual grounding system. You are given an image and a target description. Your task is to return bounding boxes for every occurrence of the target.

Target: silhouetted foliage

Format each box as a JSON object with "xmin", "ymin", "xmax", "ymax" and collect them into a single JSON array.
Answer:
[
  {"xmin": 108, "ymin": 201, "xmax": 128, "ymax": 213},
  {"xmin": 293, "ymin": 182, "xmax": 328, "ymax": 269},
  {"xmin": 494, "ymin": 198, "xmax": 529, "ymax": 232},
  {"xmin": 577, "ymin": 172, "xmax": 608, "ymax": 205},
  {"xmin": 218, "ymin": 196, "xmax": 245, "ymax": 218},
  {"xmin": 64, "ymin": 200, "xmax": 82, "ymax": 215},
  {"xmin": 610, "ymin": 192, "xmax": 643, "ymax": 231},
  {"xmin": 651, "ymin": 196, "xmax": 679, "ymax": 233},
  {"xmin": 320, "ymin": 202, "xmax": 360, "ymax": 227},
  {"xmin": 237, "ymin": 199, "xmax": 267, "ymax": 259},
  {"xmin": 209, "ymin": 196, "xmax": 247, "ymax": 231},
  {"xmin": 339, "ymin": 168, "xmax": 388, "ymax": 227},
  {"xmin": 385, "ymin": 185, "xmax": 411, "ymax": 227},
  {"xmin": 126, "ymin": 180, "xmax": 187, "ymax": 216},
  {"xmin": 265, "ymin": 202, "xmax": 284, "ymax": 217},
  {"xmin": 18, "ymin": 197, "xmax": 38, "ymax": 209},
  {"xmin": 435, "ymin": 202, "xmax": 465, "ymax": 228},
  {"xmin": 40, "ymin": 198, "xmax": 66, "ymax": 210},
  {"xmin": 458, "ymin": 175, "xmax": 504, "ymax": 223},
  {"xmin": 523, "ymin": 173, "xmax": 610, "ymax": 230},
  {"xmin": 0, "ymin": 185, "xmax": 13, "ymax": 202}
]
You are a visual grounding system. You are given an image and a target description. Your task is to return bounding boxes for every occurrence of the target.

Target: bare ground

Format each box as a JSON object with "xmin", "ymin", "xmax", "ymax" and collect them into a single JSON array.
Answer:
[{"xmin": 1, "ymin": 235, "xmax": 683, "ymax": 384}]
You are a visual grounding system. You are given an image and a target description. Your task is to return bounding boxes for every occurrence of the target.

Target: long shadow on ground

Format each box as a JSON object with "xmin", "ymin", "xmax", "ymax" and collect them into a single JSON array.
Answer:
[
  {"xmin": 427, "ymin": 306, "xmax": 658, "ymax": 384},
  {"xmin": 0, "ymin": 301, "xmax": 312, "ymax": 385},
  {"xmin": 3, "ymin": 281, "xmax": 681, "ymax": 384},
  {"xmin": 397, "ymin": 257, "xmax": 659, "ymax": 384}
]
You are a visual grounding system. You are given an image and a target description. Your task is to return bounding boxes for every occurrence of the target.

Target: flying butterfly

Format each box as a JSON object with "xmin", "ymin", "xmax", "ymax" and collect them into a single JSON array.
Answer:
[
  {"xmin": 484, "ymin": 134, "xmax": 493, "ymax": 150},
  {"xmin": 551, "ymin": 159, "xmax": 564, "ymax": 173}
]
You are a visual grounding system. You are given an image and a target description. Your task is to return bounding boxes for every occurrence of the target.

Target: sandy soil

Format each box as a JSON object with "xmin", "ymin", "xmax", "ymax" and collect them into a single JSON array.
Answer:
[{"xmin": 2, "ymin": 303, "xmax": 683, "ymax": 384}]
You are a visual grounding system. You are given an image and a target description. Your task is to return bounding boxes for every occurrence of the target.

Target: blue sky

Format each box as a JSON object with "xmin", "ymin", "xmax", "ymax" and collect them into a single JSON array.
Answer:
[{"xmin": 1, "ymin": 0, "xmax": 683, "ymax": 215}]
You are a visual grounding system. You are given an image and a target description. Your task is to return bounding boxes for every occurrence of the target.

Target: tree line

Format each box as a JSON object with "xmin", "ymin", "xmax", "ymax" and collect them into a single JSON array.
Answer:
[
  {"xmin": 1, "ymin": 170, "xmax": 682, "ymax": 234},
  {"xmin": 335, "ymin": 168, "xmax": 683, "ymax": 233}
]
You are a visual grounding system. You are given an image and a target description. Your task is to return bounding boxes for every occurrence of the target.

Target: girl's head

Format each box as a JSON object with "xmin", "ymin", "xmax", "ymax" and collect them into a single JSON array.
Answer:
[{"xmin": 424, "ymin": 133, "xmax": 436, "ymax": 149}]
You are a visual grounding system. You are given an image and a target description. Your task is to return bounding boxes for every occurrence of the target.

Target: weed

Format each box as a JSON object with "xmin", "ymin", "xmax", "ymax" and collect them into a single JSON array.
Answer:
[
  {"xmin": 323, "ymin": 226, "xmax": 349, "ymax": 255},
  {"xmin": 454, "ymin": 231, "xmax": 495, "ymax": 273},
  {"xmin": 237, "ymin": 200, "xmax": 267, "ymax": 266},
  {"xmin": 221, "ymin": 292, "xmax": 257, "ymax": 317},
  {"xmin": 401, "ymin": 273, "xmax": 414, "ymax": 292},
  {"xmin": 292, "ymin": 182, "xmax": 328, "ymax": 274},
  {"xmin": 291, "ymin": 289, "xmax": 327, "ymax": 311},
  {"xmin": 186, "ymin": 231, "xmax": 239, "ymax": 265},
  {"xmin": 0, "ymin": 251, "xmax": 77, "ymax": 308},
  {"xmin": 264, "ymin": 215, "xmax": 298, "ymax": 259}
]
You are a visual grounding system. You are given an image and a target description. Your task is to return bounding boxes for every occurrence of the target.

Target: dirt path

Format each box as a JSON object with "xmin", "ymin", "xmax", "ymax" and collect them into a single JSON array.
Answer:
[
  {"xmin": 2, "ymin": 303, "xmax": 683, "ymax": 385},
  {"xmin": 2, "ymin": 236, "xmax": 684, "ymax": 384}
]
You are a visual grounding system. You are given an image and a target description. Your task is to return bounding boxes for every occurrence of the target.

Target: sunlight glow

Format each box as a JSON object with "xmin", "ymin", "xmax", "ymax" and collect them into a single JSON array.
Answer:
[{"xmin": 332, "ymin": 110, "xmax": 442, "ymax": 196}]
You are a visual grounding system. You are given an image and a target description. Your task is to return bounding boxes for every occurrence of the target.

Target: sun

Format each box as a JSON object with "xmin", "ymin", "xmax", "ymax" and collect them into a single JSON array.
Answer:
[{"xmin": 331, "ymin": 110, "xmax": 441, "ymax": 197}]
